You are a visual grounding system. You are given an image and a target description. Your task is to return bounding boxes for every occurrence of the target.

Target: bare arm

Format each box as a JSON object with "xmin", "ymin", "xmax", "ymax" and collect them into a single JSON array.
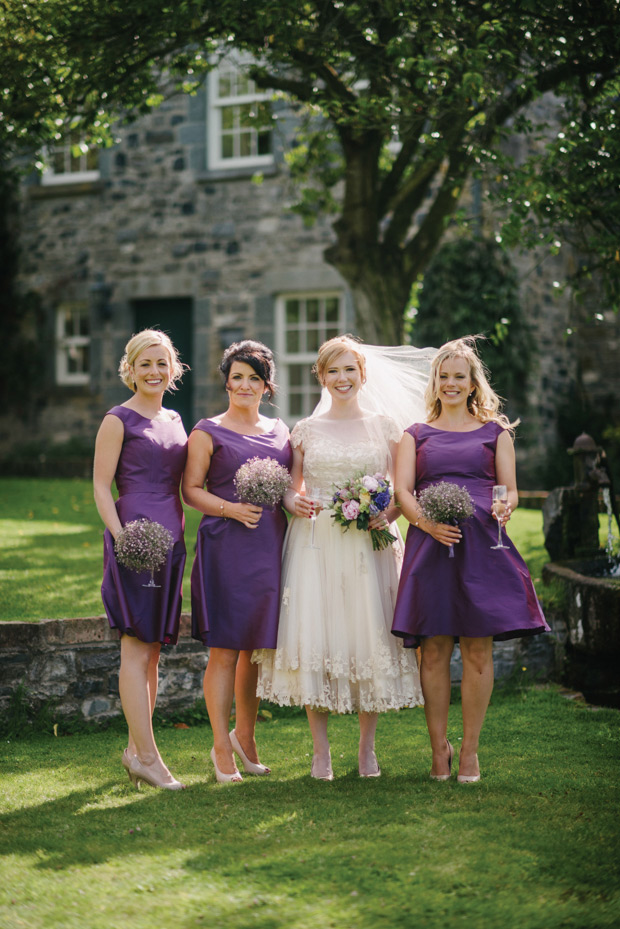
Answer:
[
  {"xmin": 369, "ymin": 436, "xmax": 400, "ymax": 529},
  {"xmin": 494, "ymin": 429, "xmax": 518, "ymax": 524},
  {"xmin": 93, "ymin": 414, "xmax": 124, "ymax": 539},
  {"xmin": 394, "ymin": 431, "xmax": 463, "ymax": 548},
  {"xmin": 181, "ymin": 429, "xmax": 264, "ymax": 529},
  {"xmin": 283, "ymin": 442, "xmax": 315, "ymax": 518}
]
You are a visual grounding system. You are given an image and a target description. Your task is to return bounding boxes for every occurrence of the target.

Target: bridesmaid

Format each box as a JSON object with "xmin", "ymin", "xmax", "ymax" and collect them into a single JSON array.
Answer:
[
  {"xmin": 93, "ymin": 329, "xmax": 188, "ymax": 790},
  {"xmin": 392, "ymin": 337, "xmax": 549, "ymax": 784},
  {"xmin": 182, "ymin": 340, "xmax": 292, "ymax": 783}
]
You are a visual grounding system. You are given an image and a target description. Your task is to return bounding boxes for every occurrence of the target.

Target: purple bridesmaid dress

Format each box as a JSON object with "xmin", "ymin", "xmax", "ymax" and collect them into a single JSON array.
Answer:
[
  {"xmin": 392, "ymin": 421, "xmax": 549, "ymax": 646},
  {"xmin": 190, "ymin": 419, "xmax": 292, "ymax": 649},
  {"xmin": 101, "ymin": 406, "xmax": 188, "ymax": 645}
]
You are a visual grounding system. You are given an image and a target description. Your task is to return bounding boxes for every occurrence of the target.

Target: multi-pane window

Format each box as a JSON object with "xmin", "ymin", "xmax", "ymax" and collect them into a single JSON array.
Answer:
[
  {"xmin": 276, "ymin": 293, "xmax": 345, "ymax": 421},
  {"xmin": 42, "ymin": 133, "xmax": 100, "ymax": 185},
  {"xmin": 56, "ymin": 304, "xmax": 90, "ymax": 385},
  {"xmin": 208, "ymin": 57, "xmax": 273, "ymax": 169}
]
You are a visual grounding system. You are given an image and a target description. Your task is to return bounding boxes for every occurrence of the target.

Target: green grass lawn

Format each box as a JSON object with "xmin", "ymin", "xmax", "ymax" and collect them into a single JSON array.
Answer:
[
  {"xmin": 0, "ymin": 477, "xmax": 562, "ymax": 622},
  {"xmin": 0, "ymin": 478, "xmax": 202, "ymax": 621},
  {"xmin": 1, "ymin": 686, "xmax": 619, "ymax": 929}
]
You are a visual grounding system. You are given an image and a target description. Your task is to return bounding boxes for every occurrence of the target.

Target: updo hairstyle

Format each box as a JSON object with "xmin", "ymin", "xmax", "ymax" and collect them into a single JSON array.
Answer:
[
  {"xmin": 219, "ymin": 340, "xmax": 277, "ymax": 400},
  {"xmin": 118, "ymin": 329, "xmax": 187, "ymax": 392},
  {"xmin": 313, "ymin": 335, "xmax": 367, "ymax": 385}
]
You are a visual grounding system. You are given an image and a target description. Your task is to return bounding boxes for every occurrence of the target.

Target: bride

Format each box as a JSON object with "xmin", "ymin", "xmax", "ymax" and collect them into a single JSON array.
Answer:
[{"xmin": 253, "ymin": 335, "xmax": 430, "ymax": 779}]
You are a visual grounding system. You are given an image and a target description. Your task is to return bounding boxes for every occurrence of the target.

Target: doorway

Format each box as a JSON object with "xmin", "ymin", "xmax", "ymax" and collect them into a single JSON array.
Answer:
[{"xmin": 133, "ymin": 298, "xmax": 194, "ymax": 430}]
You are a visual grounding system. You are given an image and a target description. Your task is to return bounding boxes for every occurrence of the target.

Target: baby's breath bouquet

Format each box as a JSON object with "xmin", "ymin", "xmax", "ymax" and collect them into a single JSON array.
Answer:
[
  {"xmin": 417, "ymin": 481, "xmax": 475, "ymax": 558},
  {"xmin": 114, "ymin": 518, "xmax": 174, "ymax": 587},
  {"xmin": 329, "ymin": 472, "xmax": 396, "ymax": 551},
  {"xmin": 234, "ymin": 456, "xmax": 292, "ymax": 507}
]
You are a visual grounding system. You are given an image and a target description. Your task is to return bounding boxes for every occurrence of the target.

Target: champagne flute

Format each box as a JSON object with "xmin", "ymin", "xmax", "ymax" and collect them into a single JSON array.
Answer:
[
  {"xmin": 491, "ymin": 484, "xmax": 509, "ymax": 550},
  {"xmin": 305, "ymin": 495, "xmax": 321, "ymax": 549}
]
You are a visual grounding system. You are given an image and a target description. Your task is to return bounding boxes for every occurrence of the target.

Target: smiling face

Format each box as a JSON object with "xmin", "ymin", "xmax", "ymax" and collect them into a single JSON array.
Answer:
[
  {"xmin": 321, "ymin": 349, "xmax": 364, "ymax": 403},
  {"xmin": 436, "ymin": 355, "xmax": 473, "ymax": 409},
  {"xmin": 226, "ymin": 360, "xmax": 266, "ymax": 410},
  {"xmin": 130, "ymin": 345, "xmax": 172, "ymax": 396}
]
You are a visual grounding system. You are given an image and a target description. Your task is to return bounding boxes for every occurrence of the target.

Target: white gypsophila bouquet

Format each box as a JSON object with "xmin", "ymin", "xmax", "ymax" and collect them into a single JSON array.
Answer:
[
  {"xmin": 233, "ymin": 456, "xmax": 292, "ymax": 507},
  {"xmin": 114, "ymin": 518, "xmax": 174, "ymax": 585},
  {"xmin": 417, "ymin": 481, "xmax": 475, "ymax": 558}
]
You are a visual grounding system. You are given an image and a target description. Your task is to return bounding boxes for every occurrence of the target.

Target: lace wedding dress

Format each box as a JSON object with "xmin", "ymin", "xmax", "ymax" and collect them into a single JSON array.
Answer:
[{"xmin": 254, "ymin": 414, "xmax": 423, "ymax": 713}]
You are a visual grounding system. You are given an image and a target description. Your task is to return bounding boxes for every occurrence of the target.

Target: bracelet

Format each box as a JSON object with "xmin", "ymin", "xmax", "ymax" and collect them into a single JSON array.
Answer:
[{"xmin": 219, "ymin": 501, "xmax": 227, "ymax": 519}]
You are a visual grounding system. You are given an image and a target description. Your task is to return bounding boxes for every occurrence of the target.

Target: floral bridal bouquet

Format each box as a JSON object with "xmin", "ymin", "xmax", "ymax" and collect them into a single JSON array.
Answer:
[
  {"xmin": 417, "ymin": 481, "xmax": 475, "ymax": 558},
  {"xmin": 115, "ymin": 518, "xmax": 174, "ymax": 587},
  {"xmin": 329, "ymin": 472, "xmax": 397, "ymax": 551},
  {"xmin": 233, "ymin": 456, "xmax": 292, "ymax": 507}
]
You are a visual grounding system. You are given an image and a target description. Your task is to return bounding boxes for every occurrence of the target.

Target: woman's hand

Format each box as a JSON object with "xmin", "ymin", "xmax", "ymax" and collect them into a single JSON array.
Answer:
[
  {"xmin": 424, "ymin": 520, "xmax": 462, "ymax": 547},
  {"xmin": 293, "ymin": 495, "xmax": 321, "ymax": 519},
  {"xmin": 492, "ymin": 503, "xmax": 512, "ymax": 527},
  {"xmin": 230, "ymin": 502, "xmax": 263, "ymax": 528},
  {"xmin": 369, "ymin": 513, "xmax": 390, "ymax": 531}
]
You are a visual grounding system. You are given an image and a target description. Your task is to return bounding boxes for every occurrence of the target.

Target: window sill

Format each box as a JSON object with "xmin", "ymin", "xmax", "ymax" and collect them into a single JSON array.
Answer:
[
  {"xmin": 197, "ymin": 163, "xmax": 278, "ymax": 183},
  {"xmin": 29, "ymin": 179, "xmax": 104, "ymax": 199}
]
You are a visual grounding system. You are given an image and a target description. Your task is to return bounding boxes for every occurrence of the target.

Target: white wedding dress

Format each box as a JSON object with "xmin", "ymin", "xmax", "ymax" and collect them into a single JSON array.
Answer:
[{"xmin": 254, "ymin": 413, "xmax": 423, "ymax": 713}]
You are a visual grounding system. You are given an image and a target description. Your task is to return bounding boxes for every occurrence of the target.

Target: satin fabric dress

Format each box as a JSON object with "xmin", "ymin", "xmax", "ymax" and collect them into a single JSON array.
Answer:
[
  {"xmin": 190, "ymin": 418, "xmax": 292, "ymax": 649},
  {"xmin": 101, "ymin": 405, "xmax": 188, "ymax": 645},
  {"xmin": 391, "ymin": 421, "xmax": 549, "ymax": 647}
]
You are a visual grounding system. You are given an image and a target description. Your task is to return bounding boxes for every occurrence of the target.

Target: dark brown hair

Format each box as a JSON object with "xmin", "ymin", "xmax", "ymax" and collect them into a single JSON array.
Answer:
[{"xmin": 219, "ymin": 340, "xmax": 277, "ymax": 400}]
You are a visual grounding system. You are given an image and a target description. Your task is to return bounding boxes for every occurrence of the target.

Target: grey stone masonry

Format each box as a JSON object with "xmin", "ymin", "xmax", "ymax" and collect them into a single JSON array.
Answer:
[
  {"xmin": 0, "ymin": 612, "xmax": 560, "ymax": 728},
  {"xmin": 0, "ymin": 614, "xmax": 208, "ymax": 723}
]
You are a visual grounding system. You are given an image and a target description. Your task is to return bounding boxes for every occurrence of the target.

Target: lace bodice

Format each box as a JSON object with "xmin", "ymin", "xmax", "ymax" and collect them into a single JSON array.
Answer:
[{"xmin": 291, "ymin": 414, "xmax": 401, "ymax": 504}]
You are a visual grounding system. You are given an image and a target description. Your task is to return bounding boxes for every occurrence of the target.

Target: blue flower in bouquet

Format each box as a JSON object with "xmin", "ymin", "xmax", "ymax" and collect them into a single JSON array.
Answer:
[
  {"xmin": 374, "ymin": 489, "xmax": 391, "ymax": 510},
  {"xmin": 328, "ymin": 471, "xmax": 397, "ymax": 551}
]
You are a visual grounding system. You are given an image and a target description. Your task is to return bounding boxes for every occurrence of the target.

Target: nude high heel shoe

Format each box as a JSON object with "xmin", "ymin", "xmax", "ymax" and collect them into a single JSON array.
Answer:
[
  {"xmin": 229, "ymin": 730, "xmax": 271, "ymax": 775},
  {"xmin": 121, "ymin": 748, "xmax": 134, "ymax": 778},
  {"xmin": 359, "ymin": 750, "xmax": 381, "ymax": 778},
  {"xmin": 128, "ymin": 756, "xmax": 186, "ymax": 790},
  {"xmin": 210, "ymin": 746, "xmax": 243, "ymax": 783},
  {"xmin": 429, "ymin": 740, "xmax": 454, "ymax": 781},
  {"xmin": 457, "ymin": 753, "xmax": 481, "ymax": 783},
  {"xmin": 311, "ymin": 753, "xmax": 334, "ymax": 781}
]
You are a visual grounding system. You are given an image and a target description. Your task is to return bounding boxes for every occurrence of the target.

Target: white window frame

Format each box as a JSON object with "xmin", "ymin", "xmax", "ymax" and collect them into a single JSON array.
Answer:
[
  {"xmin": 41, "ymin": 136, "xmax": 100, "ymax": 186},
  {"xmin": 207, "ymin": 55, "xmax": 274, "ymax": 171},
  {"xmin": 275, "ymin": 291, "xmax": 346, "ymax": 424},
  {"xmin": 55, "ymin": 303, "xmax": 91, "ymax": 385}
]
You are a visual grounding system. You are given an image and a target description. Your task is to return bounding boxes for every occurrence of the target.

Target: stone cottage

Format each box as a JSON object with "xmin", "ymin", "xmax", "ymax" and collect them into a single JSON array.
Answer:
[{"xmin": 10, "ymin": 63, "xmax": 620, "ymax": 485}]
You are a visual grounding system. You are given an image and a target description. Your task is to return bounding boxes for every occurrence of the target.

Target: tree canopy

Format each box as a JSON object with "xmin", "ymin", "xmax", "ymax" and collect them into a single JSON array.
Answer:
[{"xmin": 2, "ymin": 0, "xmax": 620, "ymax": 341}]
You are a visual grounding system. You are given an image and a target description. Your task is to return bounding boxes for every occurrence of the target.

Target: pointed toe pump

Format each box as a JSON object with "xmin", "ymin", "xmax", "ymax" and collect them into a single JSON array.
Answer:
[
  {"xmin": 210, "ymin": 746, "xmax": 243, "ymax": 783},
  {"xmin": 429, "ymin": 739, "xmax": 454, "ymax": 782},
  {"xmin": 230, "ymin": 729, "xmax": 271, "ymax": 775}
]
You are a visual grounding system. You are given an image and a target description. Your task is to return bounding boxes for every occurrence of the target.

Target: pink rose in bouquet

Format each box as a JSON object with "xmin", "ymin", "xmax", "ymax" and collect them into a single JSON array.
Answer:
[
  {"xmin": 341, "ymin": 499, "xmax": 361, "ymax": 520},
  {"xmin": 329, "ymin": 472, "xmax": 396, "ymax": 551}
]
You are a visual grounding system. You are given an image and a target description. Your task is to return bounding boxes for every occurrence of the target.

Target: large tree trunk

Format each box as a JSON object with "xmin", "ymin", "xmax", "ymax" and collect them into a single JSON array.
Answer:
[
  {"xmin": 323, "ymin": 132, "xmax": 412, "ymax": 344},
  {"xmin": 324, "ymin": 238, "xmax": 411, "ymax": 344}
]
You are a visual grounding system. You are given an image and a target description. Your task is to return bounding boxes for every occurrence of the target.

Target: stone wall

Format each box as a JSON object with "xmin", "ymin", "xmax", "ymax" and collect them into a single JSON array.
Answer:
[
  {"xmin": 0, "ymin": 613, "xmax": 208, "ymax": 722},
  {"xmin": 0, "ymin": 612, "xmax": 559, "ymax": 727},
  {"xmin": 7, "ymin": 85, "xmax": 619, "ymax": 485},
  {"xmin": 10, "ymin": 81, "xmax": 351, "ymax": 453}
]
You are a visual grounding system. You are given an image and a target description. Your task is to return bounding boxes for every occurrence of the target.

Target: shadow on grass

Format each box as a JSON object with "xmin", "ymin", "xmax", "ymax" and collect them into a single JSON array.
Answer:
[{"xmin": 1, "ymin": 692, "xmax": 619, "ymax": 928}]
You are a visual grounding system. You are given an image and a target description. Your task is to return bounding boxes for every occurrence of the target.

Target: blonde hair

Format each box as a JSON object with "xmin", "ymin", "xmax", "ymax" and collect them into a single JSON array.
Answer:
[
  {"xmin": 425, "ymin": 336, "xmax": 518, "ymax": 432},
  {"xmin": 313, "ymin": 335, "xmax": 367, "ymax": 384},
  {"xmin": 119, "ymin": 329, "xmax": 187, "ymax": 392}
]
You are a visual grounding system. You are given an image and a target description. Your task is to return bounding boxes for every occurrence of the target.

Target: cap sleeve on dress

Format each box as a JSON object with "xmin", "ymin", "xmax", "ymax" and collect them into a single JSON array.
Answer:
[
  {"xmin": 290, "ymin": 419, "xmax": 310, "ymax": 449},
  {"xmin": 381, "ymin": 415, "xmax": 402, "ymax": 445}
]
